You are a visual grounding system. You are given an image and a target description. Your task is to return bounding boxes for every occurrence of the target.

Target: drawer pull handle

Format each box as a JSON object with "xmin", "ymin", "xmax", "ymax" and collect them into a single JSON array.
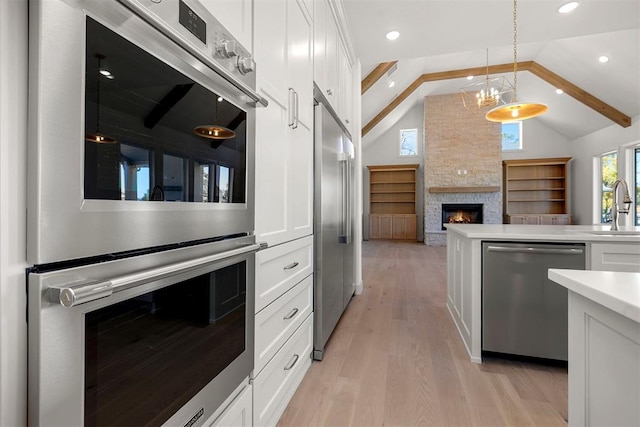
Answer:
[
  {"xmin": 283, "ymin": 261, "xmax": 299, "ymax": 270},
  {"xmin": 284, "ymin": 354, "xmax": 299, "ymax": 371},
  {"xmin": 283, "ymin": 308, "xmax": 299, "ymax": 320}
]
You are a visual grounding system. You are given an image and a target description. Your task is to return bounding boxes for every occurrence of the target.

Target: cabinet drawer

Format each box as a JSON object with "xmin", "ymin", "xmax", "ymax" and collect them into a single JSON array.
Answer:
[
  {"xmin": 590, "ymin": 243, "xmax": 640, "ymax": 272},
  {"xmin": 254, "ymin": 275, "xmax": 313, "ymax": 376},
  {"xmin": 256, "ymin": 235, "xmax": 313, "ymax": 313},
  {"xmin": 253, "ymin": 315, "xmax": 312, "ymax": 427}
]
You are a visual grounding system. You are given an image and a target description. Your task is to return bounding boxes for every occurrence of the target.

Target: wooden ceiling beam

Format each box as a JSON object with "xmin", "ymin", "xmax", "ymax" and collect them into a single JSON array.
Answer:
[
  {"xmin": 362, "ymin": 60, "xmax": 631, "ymax": 136},
  {"xmin": 361, "ymin": 61, "xmax": 398, "ymax": 94},
  {"xmin": 527, "ymin": 62, "xmax": 631, "ymax": 128}
]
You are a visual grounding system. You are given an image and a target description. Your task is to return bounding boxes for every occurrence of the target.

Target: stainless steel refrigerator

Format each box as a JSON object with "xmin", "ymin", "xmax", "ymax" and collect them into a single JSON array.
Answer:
[{"xmin": 313, "ymin": 100, "xmax": 355, "ymax": 361}]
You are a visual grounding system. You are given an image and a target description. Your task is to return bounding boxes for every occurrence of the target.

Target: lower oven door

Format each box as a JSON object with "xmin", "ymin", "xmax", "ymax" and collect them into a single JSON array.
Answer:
[{"xmin": 28, "ymin": 236, "xmax": 257, "ymax": 427}]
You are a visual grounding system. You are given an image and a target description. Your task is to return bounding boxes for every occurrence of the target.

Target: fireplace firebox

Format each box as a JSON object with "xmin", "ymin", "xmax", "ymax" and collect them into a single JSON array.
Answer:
[{"xmin": 442, "ymin": 203, "xmax": 483, "ymax": 230}]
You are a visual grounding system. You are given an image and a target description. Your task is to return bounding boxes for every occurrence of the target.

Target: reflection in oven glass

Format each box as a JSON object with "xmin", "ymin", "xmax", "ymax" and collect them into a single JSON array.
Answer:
[
  {"xmin": 84, "ymin": 262, "xmax": 246, "ymax": 426},
  {"xmin": 84, "ymin": 17, "xmax": 247, "ymax": 204}
]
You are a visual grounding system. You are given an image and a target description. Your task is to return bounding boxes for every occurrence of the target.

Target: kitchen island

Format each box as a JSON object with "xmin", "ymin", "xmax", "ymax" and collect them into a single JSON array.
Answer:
[
  {"xmin": 548, "ymin": 269, "xmax": 640, "ymax": 427},
  {"xmin": 445, "ymin": 223, "xmax": 640, "ymax": 362}
]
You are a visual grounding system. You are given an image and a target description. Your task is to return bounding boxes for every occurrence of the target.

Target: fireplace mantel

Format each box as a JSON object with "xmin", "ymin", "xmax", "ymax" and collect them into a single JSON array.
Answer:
[{"xmin": 428, "ymin": 186, "xmax": 500, "ymax": 193}]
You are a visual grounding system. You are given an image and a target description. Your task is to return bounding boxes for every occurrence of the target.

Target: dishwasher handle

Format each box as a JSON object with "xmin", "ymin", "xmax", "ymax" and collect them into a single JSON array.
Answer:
[{"xmin": 486, "ymin": 245, "xmax": 584, "ymax": 255}]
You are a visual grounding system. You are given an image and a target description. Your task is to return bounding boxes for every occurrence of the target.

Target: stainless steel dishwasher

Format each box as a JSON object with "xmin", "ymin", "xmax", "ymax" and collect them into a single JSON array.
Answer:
[{"xmin": 482, "ymin": 242, "xmax": 586, "ymax": 361}]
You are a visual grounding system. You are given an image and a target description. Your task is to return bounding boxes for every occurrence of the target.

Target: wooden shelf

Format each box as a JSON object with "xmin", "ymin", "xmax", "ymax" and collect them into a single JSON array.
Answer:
[
  {"xmin": 503, "ymin": 157, "xmax": 572, "ymax": 224},
  {"xmin": 428, "ymin": 186, "xmax": 500, "ymax": 193},
  {"xmin": 368, "ymin": 164, "xmax": 418, "ymax": 240},
  {"xmin": 507, "ymin": 177, "xmax": 565, "ymax": 181}
]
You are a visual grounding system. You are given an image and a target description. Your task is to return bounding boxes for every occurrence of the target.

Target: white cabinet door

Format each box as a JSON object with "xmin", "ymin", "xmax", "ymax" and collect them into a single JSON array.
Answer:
[
  {"xmin": 324, "ymin": 13, "xmax": 339, "ymax": 110},
  {"xmin": 209, "ymin": 384, "xmax": 253, "ymax": 427},
  {"xmin": 338, "ymin": 40, "xmax": 353, "ymax": 135},
  {"xmin": 199, "ymin": 0, "xmax": 253, "ymax": 53},
  {"xmin": 313, "ymin": 0, "xmax": 328, "ymax": 94},
  {"xmin": 254, "ymin": 0, "xmax": 313, "ymax": 246},
  {"xmin": 288, "ymin": 0, "xmax": 313, "ymax": 129},
  {"xmin": 255, "ymin": 91, "xmax": 289, "ymax": 245}
]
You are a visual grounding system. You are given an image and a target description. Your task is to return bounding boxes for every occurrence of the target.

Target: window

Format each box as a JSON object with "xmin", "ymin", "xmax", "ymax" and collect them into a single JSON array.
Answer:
[
  {"xmin": 633, "ymin": 147, "xmax": 640, "ymax": 225},
  {"xmin": 399, "ymin": 129, "xmax": 418, "ymax": 156},
  {"xmin": 501, "ymin": 121, "xmax": 522, "ymax": 151},
  {"xmin": 599, "ymin": 151, "xmax": 618, "ymax": 223}
]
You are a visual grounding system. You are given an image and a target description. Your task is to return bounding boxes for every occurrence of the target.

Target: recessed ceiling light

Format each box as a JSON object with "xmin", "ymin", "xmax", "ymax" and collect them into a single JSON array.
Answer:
[
  {"xmin": 466, "ymin": 76, "xmax": 474, "ymax": 80},
  {"xmin": 558, "ymin": 1, "xmax": 580, "ymax": 14},
  {"xmin": 598, "ymin": 55, "xmax": 610, "ymax": 63},
  {"xmin": 388, "ymin": 80, "xmax": 396, "ymax": 88},
  {"xmin": 555, "ymin": 88, "xmax": 564, "ymax": 95},
  {"xmin": 385, "ymin": 31, "xmax": 400, "ymax": 41}
]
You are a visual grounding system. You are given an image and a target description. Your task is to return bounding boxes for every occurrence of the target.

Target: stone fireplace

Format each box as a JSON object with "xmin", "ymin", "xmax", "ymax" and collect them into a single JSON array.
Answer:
[
  {"xmin": 441, "ymin": 203, "xmax": 483, "ymax": 230},
  {"xmin": 423, "ymin": 93, "xmax": 503, "ymax": 245}
]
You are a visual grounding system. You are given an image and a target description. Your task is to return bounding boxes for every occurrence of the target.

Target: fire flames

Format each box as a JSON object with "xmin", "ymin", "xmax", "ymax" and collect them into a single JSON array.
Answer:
[{"xmin": 448, "ymin": 211, "xmax": 473, "ymax": 224}]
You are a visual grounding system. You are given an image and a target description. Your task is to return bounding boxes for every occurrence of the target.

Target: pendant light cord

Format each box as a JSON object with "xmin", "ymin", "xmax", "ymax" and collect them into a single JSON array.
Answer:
[{"xmin": 512, "ymin": 0, "xmax": 518, "ymax": 102}]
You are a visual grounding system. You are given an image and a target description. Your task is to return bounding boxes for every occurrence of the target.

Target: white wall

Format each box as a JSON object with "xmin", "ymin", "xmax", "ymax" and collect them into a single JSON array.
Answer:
[
  {"xmin": 502, "ymin": 118, "xmax": 572, "ymax": 161},
  {"xmin": 569, "ymin": 116, "xmax": 640, "ymax": 225},
  {"xmin": 0, "ymin": 0, "xmax": 28, "ymax": 425},
  {"xmin": 362, "ymin": 102, "xmax": 425, "ymax": 241}
]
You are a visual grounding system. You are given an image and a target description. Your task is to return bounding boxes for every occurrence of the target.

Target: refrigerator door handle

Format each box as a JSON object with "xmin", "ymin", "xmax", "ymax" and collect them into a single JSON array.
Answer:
[{"xmin": 338, "ymin": 153, "xmax": 349, "ymax": 244}]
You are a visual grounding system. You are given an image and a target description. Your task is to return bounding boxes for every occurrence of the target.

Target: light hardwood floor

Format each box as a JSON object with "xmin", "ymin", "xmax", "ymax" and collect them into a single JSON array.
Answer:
[{"xmin": 277, "ymin": 240, "xmax": 568, "ymax": 427}]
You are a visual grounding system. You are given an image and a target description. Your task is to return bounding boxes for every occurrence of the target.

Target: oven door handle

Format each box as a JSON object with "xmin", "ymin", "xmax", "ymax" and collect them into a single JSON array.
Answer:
[{"xmin": 49, "ymin": 242, "xmax": 264, "ymax": 308}]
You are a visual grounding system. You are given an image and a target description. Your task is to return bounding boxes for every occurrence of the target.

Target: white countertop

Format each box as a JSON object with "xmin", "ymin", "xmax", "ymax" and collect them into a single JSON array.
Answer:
[
  {"xmin": 549, "ymin": 269, "xmax": 640, "ymax": 324},
  {"xmin": 445, "ymin": 224, "xmax": 640, "ymax": 243}
]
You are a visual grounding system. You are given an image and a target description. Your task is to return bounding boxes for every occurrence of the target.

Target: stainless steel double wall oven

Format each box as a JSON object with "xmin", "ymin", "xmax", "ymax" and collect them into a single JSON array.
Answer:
[{"xmin": 27, "ymin": 0, "xmax": 265, "ymax": 425}]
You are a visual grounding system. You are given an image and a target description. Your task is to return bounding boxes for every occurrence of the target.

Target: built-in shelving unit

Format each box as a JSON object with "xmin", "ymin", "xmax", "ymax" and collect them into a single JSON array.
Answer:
[
  {"xmin": 502, "ymin": 157, "xmax": 572, "ymax": 224},
  {"xmin": 367, "ymin": 164, "xmax": 418, "ymax": 240}
]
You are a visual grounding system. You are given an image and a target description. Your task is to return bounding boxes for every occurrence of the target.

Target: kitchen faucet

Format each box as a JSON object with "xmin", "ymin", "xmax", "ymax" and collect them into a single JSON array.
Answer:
[{"xmin": 611, "ymin": 178, "xmax": 632, "ymax": 231}]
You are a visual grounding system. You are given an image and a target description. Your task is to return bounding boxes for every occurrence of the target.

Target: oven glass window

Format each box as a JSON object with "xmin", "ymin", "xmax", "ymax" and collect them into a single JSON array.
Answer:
[
  {"xmin": 84, "ymin": 262, "xmax": 247, "ymax": 427},
  {"xmin": 84, "ymin": 17, "xmax": 247, "ymax": 203}
]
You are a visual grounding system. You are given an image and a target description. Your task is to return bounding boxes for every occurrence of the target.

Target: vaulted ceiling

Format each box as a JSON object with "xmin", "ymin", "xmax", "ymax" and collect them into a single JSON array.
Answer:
[{"xmin": 341, "ymin": 0, "xmax": 640, "ymax": 143}]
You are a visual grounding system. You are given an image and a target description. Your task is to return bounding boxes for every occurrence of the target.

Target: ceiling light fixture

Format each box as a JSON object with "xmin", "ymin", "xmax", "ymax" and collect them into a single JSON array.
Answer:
[
  {"xmin": 556, "ymin": 88, "xmax": 564, "ymax": 94},
  {"xmin": 85, "ymin": 54, "xmax": 117, "ymax": 144},
  {"xmin": 466, "ymin": 76, "xmax": 474, "ymax": 80},
  {"xmin": 461, "ymin": 49, "xmax": 511, "ymax": 111},
  {"xmin": 558, "ymin": 1, "xmax": 580, "ymax": 14},
  {"xmin": 598, "ymin": 55, "xmax": 610, "ymax": 63},
  {"xmin": 385, "ymin": 30, "xmax": 400, "ymax": 41},
  {"xmin": 486, "ymin": 0, "xmax": 548, "ymax": 122},
  {"xmin": 388, "ymin": 80, "xmax": 395, "ymax": 88},
  {"xmin": 193, "ymin": 96, "xmax": 236, "ymax": 140}
]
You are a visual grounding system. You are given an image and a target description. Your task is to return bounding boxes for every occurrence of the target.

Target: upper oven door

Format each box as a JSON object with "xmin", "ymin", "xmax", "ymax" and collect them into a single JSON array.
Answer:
[{"xmin": 28, "ymin": 0, "xmax": 261, "ymax": 264}]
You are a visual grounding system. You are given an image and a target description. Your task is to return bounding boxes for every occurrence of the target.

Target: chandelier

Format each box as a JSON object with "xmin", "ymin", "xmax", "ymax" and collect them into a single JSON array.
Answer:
[
  {"xmin": 460, "ymin": 49, "xmax": 512, "ymax": 110},
  {"xmin": 485, "ymin": 0, "xmax": 547, "ymax": 122}
]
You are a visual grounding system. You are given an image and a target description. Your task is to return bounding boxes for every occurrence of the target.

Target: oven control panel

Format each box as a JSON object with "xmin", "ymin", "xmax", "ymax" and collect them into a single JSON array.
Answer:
[{"xmin": 119, "ymin": 0, "xmax": 256, "ymax": 87}]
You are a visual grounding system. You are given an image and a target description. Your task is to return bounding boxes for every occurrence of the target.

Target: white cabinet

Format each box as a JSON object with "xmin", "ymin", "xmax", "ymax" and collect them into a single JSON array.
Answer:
[
  {"xmin": 590, "ymin": 243, "xmax": 640, "ymax": 272},
  {"xmin": 200, "ymin": 0, "xmax": 253, "ymax": 53},
  {"xmin": 567, "ymin": 291, "xmax": 640, "ymax": 427},
  {"xmin": 253, "ymin": 315, "xmax": 313, "ymax": 427},
  {"xmin": 254, "ymin": 0, "xmax": 313, "ymax": 247},
  {"xmin": 254, "ymin": 275, "xmax": 312, "ymax": 375},
  {"xmin": 313, "ymin": 0, "xmax": 353, "ymax": 135},
  {"xmin": 337, "ymin": 40, "xmax": 353, "ymax": 135},
  {"xmin": 255, "ymin": 235, "xmax": 313, "ymax": 313},
  {"xmin": 208, "ymin": 384, "xmax": 253, "ymax": 427},
  {"xmin": 252, "ymin": 237, "xmax": 313, "ymax": 427},
  {"xmin": 446, "ymin": 231, "xmax": 482, "ymax": 363}
]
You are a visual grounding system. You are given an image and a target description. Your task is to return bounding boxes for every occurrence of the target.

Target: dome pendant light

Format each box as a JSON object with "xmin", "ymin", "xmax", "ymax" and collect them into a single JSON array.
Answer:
[
  {"xmin": 85, "ymin": 54, "xmax": 117, "ymax": 144},
  {"xmin": 486, "ymin": 0, "xmax": 547, "ymax": 122},
  {"xmin": 194, "ymin": 97, "xmax": 236, "ymax": 140}
]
